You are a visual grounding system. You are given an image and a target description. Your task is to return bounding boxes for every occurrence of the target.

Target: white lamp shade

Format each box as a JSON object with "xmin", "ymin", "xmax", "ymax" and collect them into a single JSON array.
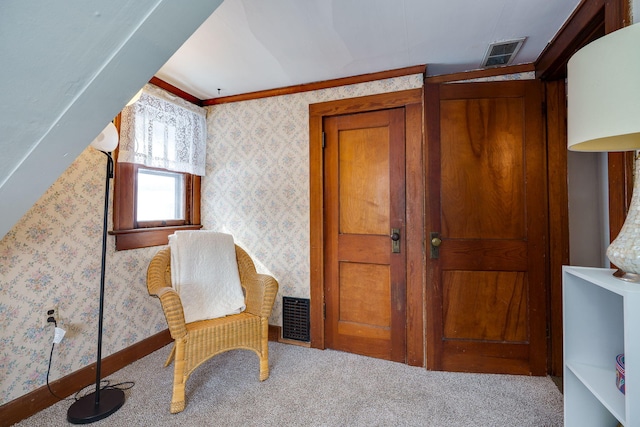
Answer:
[
  {"xmin": 567, "ymin": 23, "xmax": 640, "ymax": 151},
  {"xmin": 90, "ymin": 122, "xmax": 119, "ymax": 152}
]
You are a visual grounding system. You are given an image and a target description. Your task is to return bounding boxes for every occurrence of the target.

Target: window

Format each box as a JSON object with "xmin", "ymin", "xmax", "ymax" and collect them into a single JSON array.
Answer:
[
  {"xmin": 111, "ymin": 162, "xmax": 201, "ymax": 250},
  {"xmin": 136, "ymin": 168, "xmax": 185, "ymax": 223},
  {"xmin": 111, "ymin": 84, "xmax": 205, "ymax": 250}
]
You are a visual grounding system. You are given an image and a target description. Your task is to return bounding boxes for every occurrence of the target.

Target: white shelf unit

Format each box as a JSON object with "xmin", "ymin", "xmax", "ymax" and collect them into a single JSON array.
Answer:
[{"xmin": 563, "ymin": 266, "xmax": 640, "ymax": 426}]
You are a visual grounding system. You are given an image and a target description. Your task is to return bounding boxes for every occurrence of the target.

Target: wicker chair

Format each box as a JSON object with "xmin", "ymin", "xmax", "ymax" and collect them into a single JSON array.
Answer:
[{"xmin": 146, "ymin": 245, "xmax": 278, "ymax": 414}]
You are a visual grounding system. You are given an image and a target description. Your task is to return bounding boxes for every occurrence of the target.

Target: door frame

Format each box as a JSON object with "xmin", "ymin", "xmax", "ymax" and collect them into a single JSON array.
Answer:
[{"xmin": 309, "ymin": 88, "xmax": 425, "ymax": 366}]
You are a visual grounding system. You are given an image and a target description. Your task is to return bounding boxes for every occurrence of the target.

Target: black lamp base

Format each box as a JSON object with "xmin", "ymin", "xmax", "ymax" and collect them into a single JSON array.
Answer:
[{"xmin": 67, "ymin": 388, "xmax": 125, "ymax": 424}]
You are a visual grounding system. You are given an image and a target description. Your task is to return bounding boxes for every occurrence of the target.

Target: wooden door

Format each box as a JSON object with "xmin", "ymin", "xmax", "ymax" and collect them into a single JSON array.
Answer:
[
  {"xmin": 425, "ymin": 80, "xmax": 548, "ymax": 375},
  {"xmin": 323, "ymin": 108, "xmax": 406, "ymax": 362}
]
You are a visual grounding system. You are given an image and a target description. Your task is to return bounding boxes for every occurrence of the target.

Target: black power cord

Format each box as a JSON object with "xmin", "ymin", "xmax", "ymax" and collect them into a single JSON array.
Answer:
[
  {"xmin": 45, "ymin": 315, "xmax": 72, "ymax": 401},
  {"xmin": 76, "ymin": 380, "xmax": 136, "ymax": 398},
  {"xmin": 46, "ymin": 342, "xmax": 73, "ymax": 401},
  {"xmin": 45, "ymin": 315, "xmax": 135, "ymax": 401}
]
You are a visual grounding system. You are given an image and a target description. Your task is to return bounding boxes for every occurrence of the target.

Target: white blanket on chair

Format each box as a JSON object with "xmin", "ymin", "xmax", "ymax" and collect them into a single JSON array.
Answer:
[{"xmin": 169, "ymin": 231, "xmax": 245, "ymax": 323}]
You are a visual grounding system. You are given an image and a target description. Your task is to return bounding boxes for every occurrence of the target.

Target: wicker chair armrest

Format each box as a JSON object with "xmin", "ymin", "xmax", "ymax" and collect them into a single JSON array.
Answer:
[
  {"xmin": 235, "ymin": 245, "xmax": 278, "ymax": 318},
  {"xmin": 153, "ymin": 287, "xmax": 188, "ymax": 340},
  {"xmin": 147, "ymin": 247, "xmax": 172, "ymax": 295},
  {"xmin": 243, "ymin": 273, "xmax": 279, "ymax": 318}
]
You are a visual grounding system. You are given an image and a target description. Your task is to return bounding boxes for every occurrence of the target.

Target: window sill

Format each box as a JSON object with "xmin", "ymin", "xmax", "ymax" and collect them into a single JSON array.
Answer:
[{"xmin": 109, "ymin": 225, "xmax": 203, "ymax": 251}]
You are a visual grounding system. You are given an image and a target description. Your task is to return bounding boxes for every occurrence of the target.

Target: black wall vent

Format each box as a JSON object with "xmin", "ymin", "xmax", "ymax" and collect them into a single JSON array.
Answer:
[{"xmin": 282, "ymin": 297, "xmax": 310, "ymax": 342}]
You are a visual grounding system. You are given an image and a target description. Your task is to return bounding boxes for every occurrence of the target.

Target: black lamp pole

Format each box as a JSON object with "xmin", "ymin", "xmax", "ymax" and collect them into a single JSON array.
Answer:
[{"xmin": 67, "ymin": 151, "xmax": 125, "ymax": 424}]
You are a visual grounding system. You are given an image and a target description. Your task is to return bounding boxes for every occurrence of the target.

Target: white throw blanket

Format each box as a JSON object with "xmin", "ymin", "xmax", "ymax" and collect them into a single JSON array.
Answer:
[{"xmin": 169, "ymin": 231, "xmax": 246, "ymax": 323}]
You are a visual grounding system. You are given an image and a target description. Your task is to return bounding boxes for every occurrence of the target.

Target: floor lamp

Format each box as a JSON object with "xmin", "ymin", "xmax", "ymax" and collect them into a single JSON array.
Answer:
[
  {"xmin": 67, "ymin": 122, "xmax": 125, "ymax": 423},
  {"xmin": 567, "ymin": 23, "xmax": 640, "ymax": 281}
]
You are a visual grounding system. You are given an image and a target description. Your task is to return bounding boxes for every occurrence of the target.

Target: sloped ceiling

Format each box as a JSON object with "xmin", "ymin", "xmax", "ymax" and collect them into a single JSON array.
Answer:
[
  {"xmin": 156, "ymin": 0, "xmax": 581, "ymax": 100},
  {"xmin": 0, "ymin": 1, "xmax": 223, "ymax": 239}
]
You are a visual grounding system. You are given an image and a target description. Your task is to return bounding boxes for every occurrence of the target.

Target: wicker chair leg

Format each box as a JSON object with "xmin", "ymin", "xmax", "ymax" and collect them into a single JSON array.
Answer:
[
  {"xmin": 164, "ymin": 343, "xmax": 175, "ymax": 367},
  {"xmin": 259, "ymin": 318, "xmax": 270, "ymax": 381},
  {"xmin": 170, "ymin": 398, "xmax": 186, "ymax": 414},
  {"xmin": 170, "ymin": 340, "xmax": 187, "ymax": 413},
  {"xmin": 259, "ymin": 354, "xmax": 269, "ymax": 381}
]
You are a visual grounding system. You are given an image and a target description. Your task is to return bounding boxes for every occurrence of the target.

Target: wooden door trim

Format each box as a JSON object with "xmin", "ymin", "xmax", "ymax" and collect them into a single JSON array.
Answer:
[
  {"xmin": 545, "ymin": 80, "xmax": 570, "ymax": 376},
  {"xmin": 204, "ymin": 65, "xmax": 426, "ymax": 105},
  {"xmin": 309, "ymin": 88, "xmax": 425, "ymax": 366},
  {"xmin": 424, "ymin": 83, "xmax": 442, "ymax": 370},
  {"xmin": 523, "ymin": 79, "xmax": 549, "ymax": 375},
  {"xmin": 536, "ymin": 0, "xmax": 630, "ymax": 80}
]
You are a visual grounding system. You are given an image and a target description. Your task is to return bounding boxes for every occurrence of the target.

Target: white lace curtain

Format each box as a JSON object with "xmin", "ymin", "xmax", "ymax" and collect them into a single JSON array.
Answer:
[{"xmin": 118, "ymin": 84, "xmax": 207, "ymax": 176}]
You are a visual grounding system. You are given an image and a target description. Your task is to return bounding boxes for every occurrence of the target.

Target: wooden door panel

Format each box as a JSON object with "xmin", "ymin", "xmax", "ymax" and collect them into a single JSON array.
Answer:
[
  {"xmin": 442, "ymin": 271, "xmax": 528, "ymax": 341},
  {"xmin": 441, "ymin": 341, "xmax": 530, "ymax": 373},
  {"xmin": 441, "ymin": 98, "xmax": 525, "ymax": 239},
  {"xmin": 339, "ymin": 262, "xmax": 391, "ymax": 329},
  {"xmin": 337, "ymin": 322, "xmax": 391, "ymax": 341},
  {"xmin": 440, "ymin": 240, "xmax": 528, "ymax": 271},
  {"xmin": 339, "ymin": 127, "xmax": 390, "ymax": 235},
  {"xmin": 338, "ymin": 235, "xmax": 389, "ymax": 264},
  {"xmin": 324, "ymin": 108, "xmax": 406, "ymax": 363},
  {"xmin": 426, "ymin": 80, "xmax": 547, "ymax": 376}
]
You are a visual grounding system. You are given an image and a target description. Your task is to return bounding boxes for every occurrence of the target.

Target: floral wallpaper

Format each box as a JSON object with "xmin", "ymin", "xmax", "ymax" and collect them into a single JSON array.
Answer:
[
  {"xmin": 0, "ymin": 74, "xmax": 422, "ymax": 406},
  {"xmin": 0, "ymin": 148, "xmax": 166, "ymax": 405}
]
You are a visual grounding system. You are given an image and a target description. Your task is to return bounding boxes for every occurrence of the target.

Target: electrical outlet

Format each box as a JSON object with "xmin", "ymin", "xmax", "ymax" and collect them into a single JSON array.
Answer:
[{"xmin": 44, "ymin": 306, "xmax": 58, "ymax": 328}]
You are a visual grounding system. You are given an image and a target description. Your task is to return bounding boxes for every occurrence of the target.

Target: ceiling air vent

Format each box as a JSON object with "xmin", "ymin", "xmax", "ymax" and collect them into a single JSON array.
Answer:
[{"xmin": 481, "ymin": 37, "xmax": 526, "ymax": 68}]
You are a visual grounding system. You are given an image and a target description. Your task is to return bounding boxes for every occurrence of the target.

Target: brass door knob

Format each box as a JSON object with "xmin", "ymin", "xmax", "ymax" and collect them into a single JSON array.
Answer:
[
  {"xmin": 390, "ymin": 228, "xmax": 401, "ymax": 253},
  {"xmin": 431, "ymin": 237, "xmax": 442, "ymax": 247}
]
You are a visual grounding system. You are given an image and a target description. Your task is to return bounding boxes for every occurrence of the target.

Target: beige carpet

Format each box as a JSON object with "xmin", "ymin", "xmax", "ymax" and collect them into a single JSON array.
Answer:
[{"xmin": 16, "ymin": 342, "xmax": 564, "ymax": 426}]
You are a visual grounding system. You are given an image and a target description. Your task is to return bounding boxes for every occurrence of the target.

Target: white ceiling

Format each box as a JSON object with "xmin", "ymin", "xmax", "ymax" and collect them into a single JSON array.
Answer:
[{"xmin": 156, "ymin": 0, "xmax": 581, "ymax": 100}]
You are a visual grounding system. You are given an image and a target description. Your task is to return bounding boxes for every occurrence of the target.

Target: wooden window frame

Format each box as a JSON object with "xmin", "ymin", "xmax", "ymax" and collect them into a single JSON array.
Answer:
[{"xmin": 111, "ymin": 115, "xmax": 202, "ymax": 251}]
